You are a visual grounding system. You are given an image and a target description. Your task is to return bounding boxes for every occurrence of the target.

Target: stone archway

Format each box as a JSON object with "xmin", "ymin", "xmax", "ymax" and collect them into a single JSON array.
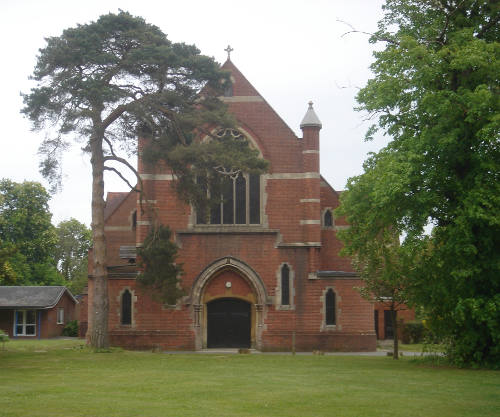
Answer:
[{"xmin": 191, "ymin": 257, "xmax": 269, "ymax": 350}]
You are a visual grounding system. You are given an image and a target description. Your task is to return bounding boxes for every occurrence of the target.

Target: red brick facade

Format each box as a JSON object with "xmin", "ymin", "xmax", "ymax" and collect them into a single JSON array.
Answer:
[{"xmin": 84, "ymin": 60, "xmax": 377, "ymax": 352}]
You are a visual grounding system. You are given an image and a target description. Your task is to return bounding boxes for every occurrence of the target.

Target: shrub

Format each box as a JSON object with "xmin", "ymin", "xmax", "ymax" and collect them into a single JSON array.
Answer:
[
  {"xmin": 0, "ymin": 329, "xmax": 9, "ymax": 349},
  {"xmin": 62, "ymin": 320, "xmax": 78, "ymax": 337},
  {"xmin": 401, "ymin": 321, "xmax": 426, "ymax": 344}
]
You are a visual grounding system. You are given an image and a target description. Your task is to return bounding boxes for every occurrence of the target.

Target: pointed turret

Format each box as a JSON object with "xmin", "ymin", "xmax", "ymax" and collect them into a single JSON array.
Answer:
[{"xmin": 300, "ymin": 101, "xmax": 322, "ymax": 129}]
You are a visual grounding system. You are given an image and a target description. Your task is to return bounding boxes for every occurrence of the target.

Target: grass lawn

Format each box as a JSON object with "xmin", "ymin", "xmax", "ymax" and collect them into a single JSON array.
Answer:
[{"xmin": 1, "ymin": 340, "xmax": 499, "ymax": 417}]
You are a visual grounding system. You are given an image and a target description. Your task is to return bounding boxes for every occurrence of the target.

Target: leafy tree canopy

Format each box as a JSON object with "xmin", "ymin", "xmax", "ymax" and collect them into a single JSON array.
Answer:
[
  {"xmin": 55, "ymin": 218, "xmax": 92, "ymax": 294},
  {"xmin": 338, "ymin": 0, "xmax": 500, "ymax": 367},
  {"xmin": 0, "ymin": 179, "xmax": 62, "ymax": 285}
]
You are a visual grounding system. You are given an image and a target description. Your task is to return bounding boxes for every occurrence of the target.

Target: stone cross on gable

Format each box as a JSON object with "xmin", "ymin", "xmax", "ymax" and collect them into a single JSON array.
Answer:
[{"xmin": 224, "ymin": 45, "xmax": 234, "ymax": 60}]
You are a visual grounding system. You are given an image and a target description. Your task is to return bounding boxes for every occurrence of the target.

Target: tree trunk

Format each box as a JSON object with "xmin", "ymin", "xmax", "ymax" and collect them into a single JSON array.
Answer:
[
  {"xmin": 392, "ymin": 308, "xmax": 399, "ymax": 360},
  {"xmin": 89, "ymin": 133, "xmax": 109, "ymax": 349}
]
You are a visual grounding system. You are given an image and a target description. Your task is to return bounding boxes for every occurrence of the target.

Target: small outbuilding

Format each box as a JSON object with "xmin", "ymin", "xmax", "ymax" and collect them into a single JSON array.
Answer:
[{"xmin": 0, "ymin": 286, "xmax": 77, "ymax": 339}]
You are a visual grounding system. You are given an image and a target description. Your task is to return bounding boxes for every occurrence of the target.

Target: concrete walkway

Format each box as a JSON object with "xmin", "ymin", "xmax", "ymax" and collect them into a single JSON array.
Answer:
[{"xmin": 162, "ymin": 348, "xmax": 432, "ymax": 357}]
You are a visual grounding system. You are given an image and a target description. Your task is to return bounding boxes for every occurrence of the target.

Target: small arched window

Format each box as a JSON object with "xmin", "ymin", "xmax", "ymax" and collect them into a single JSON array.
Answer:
[
  {"xmin": 325, "ymin": 289, "xmax": 336, "ymax": 325},
  {"xmin": 121, "ymin": 289, "xmax": 132, "ymax": 325},
  {"xmin": 324, "ymin": 210, "xmax": 333, "ymax": 227},
  {"xmin": 281, "ymin": 264, "xmax": 290, "ymax": 306},
  {"xmin": 131, "ymin": 210, "xmax": 137, "ymax": 230}
]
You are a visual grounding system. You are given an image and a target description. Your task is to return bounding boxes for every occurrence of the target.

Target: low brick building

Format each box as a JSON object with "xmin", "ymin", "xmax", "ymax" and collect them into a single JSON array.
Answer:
[
  {"xmin": 0, "ymin": 286, "xmax": 77, "ymax": 339},
  {"xmin": 84, "ymin": 58, "xmax": 377, "ymax": 352}
]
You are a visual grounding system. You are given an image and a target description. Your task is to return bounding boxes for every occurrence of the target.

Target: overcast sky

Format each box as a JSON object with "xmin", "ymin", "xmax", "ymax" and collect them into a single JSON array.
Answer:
[{"xmin": 1, "ymin": 0, "xmax": 389, "ymax": 226}]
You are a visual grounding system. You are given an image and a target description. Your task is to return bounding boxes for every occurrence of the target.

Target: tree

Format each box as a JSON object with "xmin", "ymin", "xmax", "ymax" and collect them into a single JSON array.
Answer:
[
  {"xmin": 337, "ymin": 162, "xmax": 412, "ymax": 359},
  {"xmin": 22, "ymin": 11, "xmax": 266, "ymax": 348},
  {"xmin": 55, "ymin": 218, "xmax": 92, "ymax": 294},
  {"xmin": 0, "ymin": 179, "xmax": 61, "ymax": 285},
  {"xmin": 338, "ymin": 0, "xmax": 499, "ymax": 367},
  {"xmin": 137, "ymin": 225, "xmax": 184, "ymax": 305}
]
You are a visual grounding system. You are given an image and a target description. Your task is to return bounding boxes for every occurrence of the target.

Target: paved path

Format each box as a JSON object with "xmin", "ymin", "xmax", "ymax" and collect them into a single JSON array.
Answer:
[{"xmin": 163, "ymin": 348, "xmax": 433, "ymax": 357}]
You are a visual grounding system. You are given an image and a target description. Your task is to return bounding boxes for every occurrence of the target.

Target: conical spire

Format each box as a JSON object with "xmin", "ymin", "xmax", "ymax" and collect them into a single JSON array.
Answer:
[{"xmin": 300, "ymin": 101, "xmax": 322, "ymax": 129}]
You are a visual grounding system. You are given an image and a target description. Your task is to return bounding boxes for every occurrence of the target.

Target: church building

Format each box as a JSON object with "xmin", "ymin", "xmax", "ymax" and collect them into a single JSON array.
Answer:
[{"xmin": 84, "ymin": 57, "xmax": 377, "ymax": 351}]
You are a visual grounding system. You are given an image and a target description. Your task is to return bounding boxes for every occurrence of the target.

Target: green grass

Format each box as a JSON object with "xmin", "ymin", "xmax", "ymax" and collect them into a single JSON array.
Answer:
[
  {"xmin": 379, "ymin": 342, "xmax": 445, "ymax": 353},
  {"xmin": 1, "ymin": 340, "xmax": 498, "ymax": 417}
]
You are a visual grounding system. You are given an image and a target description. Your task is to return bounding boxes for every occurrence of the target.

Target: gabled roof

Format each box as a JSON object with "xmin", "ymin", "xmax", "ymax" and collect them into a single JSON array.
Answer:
[
  {"xmin": 221, "ymin": 59, "xmax": 299, "ymax": 140},
  {"xmin": 0, "ymin": 286, "xmax": 77, "ymax": 309},
  {"xmin": 104, "ymin": 192, "xmax": 130, "ymax": 221}
]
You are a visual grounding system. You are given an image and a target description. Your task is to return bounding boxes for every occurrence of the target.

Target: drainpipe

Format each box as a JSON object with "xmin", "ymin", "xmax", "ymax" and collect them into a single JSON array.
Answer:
[
  {"xmin": 38, "ymin": 310, "xmax": 41, "ymax": 339},
  {"xmin": 13, "ymin": 310, "xmax": 18, "ymax": 338}
]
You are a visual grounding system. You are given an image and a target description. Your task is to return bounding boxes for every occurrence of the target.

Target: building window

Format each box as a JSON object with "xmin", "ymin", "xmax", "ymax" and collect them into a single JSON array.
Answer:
[
  {"xmin": 196, "ymin": 129, "xmax": 261, "ymax": 226},
  {"xmin": 325, "ymin": 289, "xmax": 336, "ymax": 325},
  {"xmin": 131, "ymin": 210, "xmax": 137, "ymax": 230},
  {"xmin": 121, "ymin": 289, "xmax": 132, "ymax": 325},
  {"xmin": 14, "ymin": 310, "xmax": 36, "ymax": 336},
  {"xmin": 324, "ymin": 209, "xmax": 333, "ymax": 227},
  {"xmin": 281, "ymin": 264, "xmax": 290, "ymax": 306},
  {"xmin": 196, "ymin": 172, "xmax": 261, "ymax": 225},
  {"xmin": 57, "ymin": 308, "xmax": 64, "ymax": 324}
]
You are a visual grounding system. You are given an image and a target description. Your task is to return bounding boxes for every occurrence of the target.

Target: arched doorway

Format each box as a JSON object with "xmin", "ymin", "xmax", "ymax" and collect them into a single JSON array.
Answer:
[
  {"xmin": 207, "ymin": 298, "xmax": 251, "ymax": 348},
  {"xmin": 191, "ymin": 257, "xmax": 270, "ymax": 350}
]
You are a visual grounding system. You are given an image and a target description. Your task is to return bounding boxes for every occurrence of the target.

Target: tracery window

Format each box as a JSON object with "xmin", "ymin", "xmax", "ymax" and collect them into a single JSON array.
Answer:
[
  {"xmin": 121, "ymin": 289, "xmax": 132, "ymax": 325},
  {"xmin": 281, "ymin": 264, "xmax": 290, "ymax": 306},
  {"xmin": 196, "ymin": 129, "xmax": 261, "ymax": 225},
  {"xmin": 325, "ymin": 289, "xmax": 336, "ymax": 325}
]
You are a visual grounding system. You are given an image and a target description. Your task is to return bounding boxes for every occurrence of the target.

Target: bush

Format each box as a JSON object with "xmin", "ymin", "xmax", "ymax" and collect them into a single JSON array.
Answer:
[
  {"xmin": 401, "ymin": 321, "xmax": 426, "ymax": 344},
  {"xmin": 0, "ymin": 329, "xmax": 9, "ymax": 349},
  {"xmin": 62, "ymin": 320, "xmax": 78, "ymax": 337}
]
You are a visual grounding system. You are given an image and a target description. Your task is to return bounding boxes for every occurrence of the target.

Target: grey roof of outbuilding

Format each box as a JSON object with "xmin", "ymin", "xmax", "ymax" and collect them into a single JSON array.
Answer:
[{"xmin": 0, "ymin": 286, "xmax": 77, "ymax": 309}]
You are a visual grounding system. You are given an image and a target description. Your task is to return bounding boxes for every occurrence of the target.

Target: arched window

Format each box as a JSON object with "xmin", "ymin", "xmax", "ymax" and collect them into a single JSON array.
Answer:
[
  {"xmin": 325, "ymin": 289, "xmax": 336, "ymax": 325},
  {"xmin": 196, "ymin": 130, "xmax": 261, "ymax": 225},
  {"xmin": 121, "ymin": 289, "xmax": 132, "ymax": 325},
  {"xmin": 324, "ymin": 209, "xmax": 333, "ymax": 227},
  {"xmin": 281, "ymin": 264, "xmax": 290, "ymax": 306},
  {"xmin": 131, "ymin": 210, "xmax": 137, "ymax": 230}
]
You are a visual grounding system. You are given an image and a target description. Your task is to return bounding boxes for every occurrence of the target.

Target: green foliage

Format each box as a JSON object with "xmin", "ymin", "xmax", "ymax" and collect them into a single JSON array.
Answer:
[
  {"xmin": 338, "ymin": 0, "xmax": 500, "ymax": 368},
  {"xmin": 0, "ymin": 242, "xmax": 19, "ymax": 285},
  {"xmin": 143, "ymin": 128, "xmax": 268, "ymax": 213},
  {"xmin": 137, "ymin": 225, "xmax": 184, "ymax": 305},
  {"xmin": 21, "ymin": 11, "xmax": 266, "ymax": 348},
  {"xmin": 62, "ymin": 320, "xmax": 79, "ymax": 337},
  {"xmin": 54, "ymin": 219, "xmax": 91, "ymax": 294},
  {"xmin": 401, "ymin": 321, "xmax": 426, "ymax": 344},
  {"xmin": 0, "ymin": 179, "xmax": 61, "ymax": 285},
  {"xmin": 0, "ymin": 329, "xmax": 9, "ymax": 350}
]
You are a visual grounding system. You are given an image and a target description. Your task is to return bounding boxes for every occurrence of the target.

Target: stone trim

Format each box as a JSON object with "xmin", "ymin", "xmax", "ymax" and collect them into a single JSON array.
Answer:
[
  {"xmin": 277, "ymin": 242, "xmax": 321, "ymax": 248},
  {"xmin": 334, "ymin": 225, "xmax": 350, "ymax": 231},
  {"xmin": 300, "ymin": 198, "xmax": 320, "ymax": 203},
  {"xmin": 220, "ymin": 96, "xmax": 264, "ymax": 103},
  {"xmin": 266, "ymin": 172, "xmax": 320, "ymax": 180},
  {"xmin": 302, "ymin": 150, "xmax": 319, "ymax": 154},
  {"xmin": 116, "ymin": 286, "xmax": 137, "ymax": 329},
  {"xmin": 300, "ymin": 219, "xmax": 321, "ymax": 225},
  {"xmin": 137, "ymin": 220, "xmax": 151, "ymax": 226},
  {"xmin": 190, "ymin": 256, "xmax": 269, "ymax": 350},
  {"xmin": 104, "ymin": 226, "xmax": 132, "ymax": 232},
  {"xmin": 320, "ymin": 286, "xmax": 342, "ymax": 332},
  {"xmin": 139, "ymin": 174, "xmax": 175, "ymax": 180},
  {"xmin": 321, "ymin": 207, "xmax": 335, "ymax": 230}
]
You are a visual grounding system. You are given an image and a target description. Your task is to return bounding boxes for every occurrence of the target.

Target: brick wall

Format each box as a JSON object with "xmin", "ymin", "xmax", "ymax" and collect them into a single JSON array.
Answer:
[{"xmin": 87, "ymin": 59, "xmax": 377, "ymax": 351}]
